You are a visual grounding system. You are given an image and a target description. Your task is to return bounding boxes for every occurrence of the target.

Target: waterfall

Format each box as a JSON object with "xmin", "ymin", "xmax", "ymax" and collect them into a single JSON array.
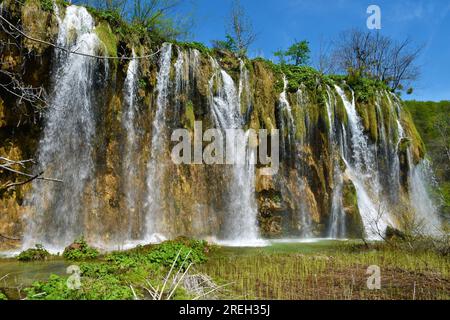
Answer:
[
  {"xmin": 334, "ymin": 85, "xmax": 390, "ymax": 239},
  {"xmin": 407, "ymin": 153, "xmax": 442, "ymax": 236},
  {"xmin": 208, "ymin": 59, "xmax": 262, "ymax": 245},
  {"xmin": 144, "ymin": 43, "xmax": 172, "ymax": 242},
  {"xmin": 280, "ymin": 77, "xmax": 313, "ymax": 237},
  {"xmin": 23, "ymin": 5, "xmax": 103, "ymax": 248},
  {"xmin": 325, "ymin": 86, "xmax": 346, "ymax": 238},
  {"xmin": 174, "ymin": 47, "xmax": 200, "ymax": 114},
  {"xmin": 328, "ymin": 164, "xmax": 346, "ymax": 238},
  {"xmin": 122, "ymin": 49, "xmax": 139, "ymax": 239}
]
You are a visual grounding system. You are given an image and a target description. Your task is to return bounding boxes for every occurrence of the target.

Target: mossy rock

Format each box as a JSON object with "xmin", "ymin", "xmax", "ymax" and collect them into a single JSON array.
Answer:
[
  {"xmin": 342, "ymin": 178, "xmax": 364, "ymax": 238},
  {"xmin": 183, "ymin": 101, "xmax": 196, "ymax": 131},
  {"xmin": 63, "ymin": 237, "xmax": 99, "ymax": 261},
  {"xmin": 95, "ymin": 22, "xmax": 118, "ymax": 58},
  {"xmin": 17, "ymin": 244, "xmax": 50, "ymax": 261},
  {"xmin": 22, "ymin": 0, "xmax": 56, "ymax": 54}
]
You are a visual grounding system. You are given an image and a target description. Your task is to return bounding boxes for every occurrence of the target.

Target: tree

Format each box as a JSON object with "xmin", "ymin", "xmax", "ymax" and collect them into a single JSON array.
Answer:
[
  {"xmin": 274, "ymin": 40, "xmax": 311, "ymax": 66},
  {"xmin": 331, "ymin": 29, "xmax": 422, "ymax": 92},
  {"xmin": 74, "ymin": 0, "xmax": 191, "ymax": 40},
  {"xmin": 225, "ymin": 0, "xmax": 256, "ymax": 56},
  {"xmin": 211, "ymin": 35, "xmax": 237, "ymax": 52},
  {"xmin": 131, "ymin": 0, "xmax": 191, "ymax": 40}
]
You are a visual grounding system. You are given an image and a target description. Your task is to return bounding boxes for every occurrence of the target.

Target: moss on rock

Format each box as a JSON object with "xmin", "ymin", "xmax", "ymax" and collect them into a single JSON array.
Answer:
[{"xmin": 95, "ymin": 22, "xmax": 118, "ymax": 58}]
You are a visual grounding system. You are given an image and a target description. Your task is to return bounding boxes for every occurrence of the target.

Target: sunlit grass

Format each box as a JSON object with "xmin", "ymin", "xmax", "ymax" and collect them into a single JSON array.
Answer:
[{"xmin": 197, "ymin": 241, "xmax": 450, "ymax": 300}]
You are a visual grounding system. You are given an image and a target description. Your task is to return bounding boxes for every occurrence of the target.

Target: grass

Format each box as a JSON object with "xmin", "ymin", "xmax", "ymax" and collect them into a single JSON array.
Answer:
[
  {"xmin": 0, "ymin": 240, "xmax": 448, "ymax": 300},
  {"xmin": 197, "ymin": 241, "xmax": 450, "ymax": 300}
]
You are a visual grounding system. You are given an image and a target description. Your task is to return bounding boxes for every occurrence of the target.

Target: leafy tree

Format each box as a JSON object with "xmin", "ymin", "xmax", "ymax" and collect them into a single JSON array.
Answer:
[
  {"xmin": 274, "ymin": 40, "xmax": 311, "ymax": 66},
  {"xmin": 211, "ymin": 34, "xmax": 237, "ymax": 52},
  {"xmin": 74, "ymin": 0, "xmax": 191, "ymax": 40}
]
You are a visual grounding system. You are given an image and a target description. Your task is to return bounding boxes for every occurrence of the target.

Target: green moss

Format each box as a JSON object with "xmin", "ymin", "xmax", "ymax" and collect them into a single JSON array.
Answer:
[
  {"xmin": 63, "ymin": 237, "xmax": 99, "ymax": 261},
  {"xmin": 95, "ymin": 22, "xmax": 118, "ymax": 58},
  {"xmin": 290, "ymin": 93, "xmax": 306, "ymax": 140},
  {"xmin": 355, "ymin": 99, "xmax": 378, "ymax": 142},
  {"xmin": 39, "ymin": 0, "xmax": 53, "ymax": 11},
  {"xmin": 176, "ymin": 41, "xmax": 212, "ymax": 55},
  {"xmin": 342, "ymin": 180, "xmax": 364, "ymax": 238},
  {"xmin": 400, "ymin": 108, "xmax": 426, "ymax": 162},
  {"xmin": 183, "ymin": 101, "xmax": 195, "ymax": 131},
  {"xmin": 17, "ymin": 244, "xmax": 50, "ymax": 261}
]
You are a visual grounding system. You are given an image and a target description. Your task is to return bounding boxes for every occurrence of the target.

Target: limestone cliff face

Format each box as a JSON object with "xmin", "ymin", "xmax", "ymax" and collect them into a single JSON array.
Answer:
[{"xmin": 0, "ymin": 2, "xmax": 433, "ymax": 248}]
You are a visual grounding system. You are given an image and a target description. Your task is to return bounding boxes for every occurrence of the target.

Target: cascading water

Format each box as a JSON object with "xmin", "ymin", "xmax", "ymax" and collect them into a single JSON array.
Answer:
[
  {"xmin": 280, "ymin": 77, "xmax": 312, "ymax": 237},
  {"xmin": 144, "ymin": 43, "xmax": 172, "ymax": 242},
  {"xmin": 23, "ymin": 5, "xmax": 103, "ymax": 248},
  {"xmin": 325, "ymin": 86, "xmax": 346, "ymax": 239},
  {"xmin": 11, "ymin": 4, "xmax": 442, "ymax": 249},
  {"xmin": 122, "ymin": 49, "xmax": 139, "ymax": 239},
  {"xmin": 407, "ymin": 152, "xmax": 442, "ymax": 235},
  {"xmin": 334, "ymin": 85, "xmax": 389, "ymax": 239},
  {"xmin": 208, "ymin": 58, "xmax": 262, "ymax": 245}
]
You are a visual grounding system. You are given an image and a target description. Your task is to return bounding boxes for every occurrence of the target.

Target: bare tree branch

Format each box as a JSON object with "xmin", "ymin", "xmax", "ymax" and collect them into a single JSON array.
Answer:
[
  {"xmin": 0, "ymin": 14, "xmax": 162, "ymax": 60},
  {"xmin": 0, "ymin": 157, "xmax": 62, "ymax": 191}
]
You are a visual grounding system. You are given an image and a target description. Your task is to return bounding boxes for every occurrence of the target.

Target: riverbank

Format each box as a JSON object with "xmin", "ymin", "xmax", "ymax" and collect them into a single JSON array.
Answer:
[{"xmin": 0, "ymin": 239, "xmax": 448, "ymax": 300}]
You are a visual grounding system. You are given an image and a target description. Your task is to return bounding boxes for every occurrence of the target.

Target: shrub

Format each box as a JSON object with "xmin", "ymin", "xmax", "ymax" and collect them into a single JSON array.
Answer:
[
  {"xmin": 63, "ymin": 237, "xmax": 99, "ymax": 261},
  {"xmin": 17, "ymin": 244, "xmax": 50, "ymax": 262},
  {"xmin": 24, "ymin": 274, "xmax": 133, "ymax": 300},
  {"xmin": 39, "ymin": 0, "xmax": 53, "ymax": 12},
  {"xmin": 0, "ymin": 292, "xmax": 7, "ymax": 300},
  {"xmin": 146, "ymin": 239, "xmax": 208, "ymax": 269},
  {"xmin": 176, "ymin": 41, "xmax": 212, "ymax": 55}
]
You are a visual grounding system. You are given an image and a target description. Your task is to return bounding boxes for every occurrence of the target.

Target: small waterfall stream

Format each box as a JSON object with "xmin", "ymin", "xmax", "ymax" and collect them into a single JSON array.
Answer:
[
  {"xmin": 24, "ymin": 5, "xmax": 104, "ymax": 248},
  {"xmin": 208, "ymin": 59, "xmax": 262, "ymax": 245},
  {"xmin": 279, "ymin": 77, "xmax": 313, "ymax": 237},
  {"xmin": 325, "ymin": 86, "xmax": 346, "ymax": 239},
  {"xmin": 122, "ymin": 49, "xmax": 139, "ymax": 239},
  {"xmin": 144, "ymin": 43, "xmax": 173, "ymax": 242},
  {"xmin": 407, "ymin": 153, "xmax": 442, "ymax": 235},
  {"xmin": 334, "ymin": 85, "xmax": 389, "ymax": 239}
]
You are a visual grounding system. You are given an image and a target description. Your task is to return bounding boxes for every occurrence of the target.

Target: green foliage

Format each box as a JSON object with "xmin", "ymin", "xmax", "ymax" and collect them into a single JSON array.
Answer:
[
  {"xmin": 24, "ymin": 274, "xmax": 133, "ymax": 300},
  {"xmin": 274, "ymin": 40, "xmax": 311, "ymax": 66},
  {"xmin": 211, "ymin": 35, "xmax": 238, "ymax": 53},
  {"xmin": 94, "ymin": 22, "xmax": 118, "ymax": 57},
  {"xmin": 147, "ymin": 239, "xmax": 208, "ymax": 268},
  {"xmin": 176, "ymin": 41, "xmax": 212, "ymax": 55},
  {"xmin": 21, "ymin": 239, "xmax": 210, "ymax": 300},
  {"xmin": 17, "ymin": 244, "xmax": 50, "ymax": 262},
  {"xmin": 63, "ymin": 237, "xmax": 99, "ymax": 261},
  {"xmin": 345, "ymin": 71, "xmax": 389, "ymax": 103},
  {"xmin": 39, "ymin": 0, "xmax": 53, "ymax": 11},
  {"xmin": 282, "ymin": 65, "xmax": 331, "ymax": 93},
  {"xmin": 138, "ymin": 78, "xmax": 147, "ymax": 89},
  {"xmin": 0, "ymin": 292, "xmax": 7, "ymax": 300},
  {"xmin": 183, "ymin": 100, "xmax": 195, "ymax": 131}
]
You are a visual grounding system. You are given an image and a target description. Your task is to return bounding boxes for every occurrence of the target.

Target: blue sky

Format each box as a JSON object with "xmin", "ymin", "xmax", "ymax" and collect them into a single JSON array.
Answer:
[{"xmin": 175, "ymin": 0, "xmax": 450, "ymax": 101}]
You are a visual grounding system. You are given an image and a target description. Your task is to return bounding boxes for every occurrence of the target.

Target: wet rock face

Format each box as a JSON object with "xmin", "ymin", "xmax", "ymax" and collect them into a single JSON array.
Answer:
[{"xmin": 0, "ymin": 2, "xmax": 433, "ymax": 245}]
